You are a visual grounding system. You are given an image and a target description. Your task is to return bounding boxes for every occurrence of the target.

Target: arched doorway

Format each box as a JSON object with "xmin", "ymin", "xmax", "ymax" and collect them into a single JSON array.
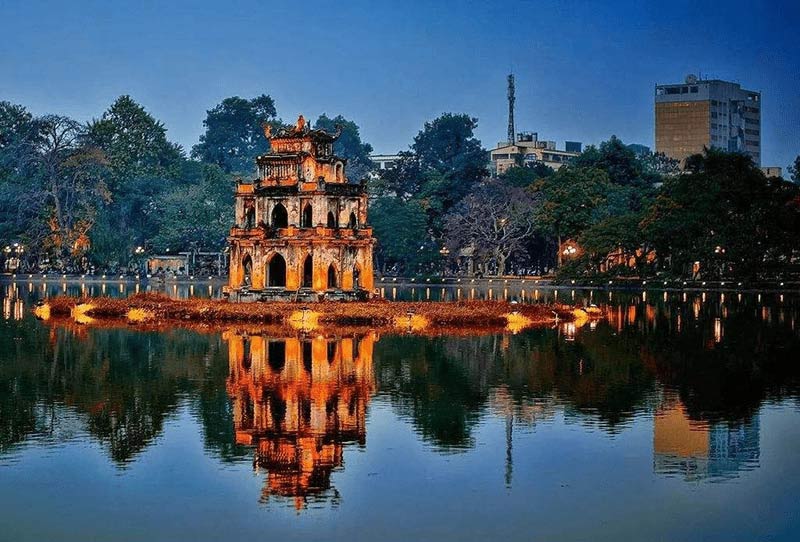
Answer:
[
  {"xmin": 271, "ymin": 203, "xmax": 288, "ymax": 228},
  {"xmin": 302, "ymin": 255, "xmax": 313, "ymax": 288},
  {"xmin": 301, "ymin": 203, "xmax": 313, "ymax": 228},
  {"xmin": 242, "ymin": 255, "xmax": 253, "ymax": 286},
  {"xmin": 267, "ymin": 253, "xmax": 286, "ymax": 287},
  {"xmin": 327, "ymin": 211, "xmax": 337, "ymax": 228},
  {"xmin": 327, "ymin": 264, "xmax": 337, "ymax": 289},
  {"xmin": 348, "ymin": 211, "xmax": 358, "ymax": 229}
]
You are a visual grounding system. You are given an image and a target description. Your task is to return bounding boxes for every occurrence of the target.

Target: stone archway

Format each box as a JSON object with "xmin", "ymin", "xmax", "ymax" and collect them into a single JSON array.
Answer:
[
  {"xmin": 348, "ymin": 211, "xmax": 358, "ymax": 229},
  {"xmin": 267, "ymin": 253, "xmax": 286, "ymax": 287},
  {"xmin": 327, "ymin": 211, "xmax": 337, "ymax": 228}
]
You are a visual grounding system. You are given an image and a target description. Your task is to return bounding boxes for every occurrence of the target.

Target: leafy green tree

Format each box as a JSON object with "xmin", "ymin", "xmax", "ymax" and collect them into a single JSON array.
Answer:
[
  {"xmin": 573, "ymin": 136, "xmax": 660, "ymax": 187},
  {"xmin": 412, "ymin": 113, "xmax": 487, "ymax": 209},
  {"xmin": 191, "ymin": 95, "xmax": 280, "ymax": 175},
  {"xmin": 87, "ymin": 95, "xmax": 183, "ymax": 190},
  {"xmin": 370, "ymin": 197, "xmax": 436, "ymax": 274},
  {"xmin": 86, "ymin": 96, "xmax": 186, "ymax": 267},
  {"xmin": 149, "ymin": 164, "xmax": 233, "ymax": 253},
  {"xmin": 531, "ymin": 166, "xmax": 611, "ymax": 267},
  {"xmin": 313, "ymin": 114, "xmax": 374, "ymax": 181},
  {"xmin": 499, "ymin": 164, "xmax": 553, "ymax": 188},
  {"xmin": 789, "ymin": 155, "xmax": 800, "ymax": 184},
  {"xmin": 579, "ymin": 213, "xmax": 645, "ymax": 273},
  {"xmin": 0, "ymin": 102, "xmax": 40, "ymax": 244},
  {"xmin": 640, "ymin": 150, "xmax": 799, "ymax": 279}
]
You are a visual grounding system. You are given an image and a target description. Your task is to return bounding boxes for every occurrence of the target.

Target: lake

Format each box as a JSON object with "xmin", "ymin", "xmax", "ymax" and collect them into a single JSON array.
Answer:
[{"xmin": 1, "ymin": 281, "xmax": 799, "ymax": 541}]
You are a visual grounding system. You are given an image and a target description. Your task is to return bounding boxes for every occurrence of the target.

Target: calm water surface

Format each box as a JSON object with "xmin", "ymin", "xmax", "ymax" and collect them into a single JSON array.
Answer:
[{"xmin": 1, "ymin": 283, "xmax": 799, "ymax": 541}]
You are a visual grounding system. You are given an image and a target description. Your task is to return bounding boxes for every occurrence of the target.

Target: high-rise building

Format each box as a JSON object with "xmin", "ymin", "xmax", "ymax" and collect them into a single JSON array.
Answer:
[{"xmin": 655, "ymin": 75, "xmax": 761, "ymax": 166}]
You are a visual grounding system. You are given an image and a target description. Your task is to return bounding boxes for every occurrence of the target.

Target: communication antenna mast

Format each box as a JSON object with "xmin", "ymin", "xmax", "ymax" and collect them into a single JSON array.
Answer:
[{"xmin": 507, "ymin": 73, "xmax": 516, "ymax": 145}]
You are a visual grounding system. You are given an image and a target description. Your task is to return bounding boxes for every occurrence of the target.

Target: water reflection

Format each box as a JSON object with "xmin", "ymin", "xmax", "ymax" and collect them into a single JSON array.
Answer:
[
  {"xmin": 653, "ymin": 395, "xmax": 760, "ymax": 481},
  {"xmin": 225, "ymin": 331, "xmax": 375, "ymax": 509},
  {"xmin": 0, "ymin": 285, "xmax": 799, "ymax": 535}
]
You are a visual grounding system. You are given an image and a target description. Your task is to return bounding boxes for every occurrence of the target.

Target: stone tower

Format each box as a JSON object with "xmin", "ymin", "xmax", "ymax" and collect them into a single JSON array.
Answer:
[{"xmin": 226, "ymin": 115, "xmax": 374, "ymax": 301}]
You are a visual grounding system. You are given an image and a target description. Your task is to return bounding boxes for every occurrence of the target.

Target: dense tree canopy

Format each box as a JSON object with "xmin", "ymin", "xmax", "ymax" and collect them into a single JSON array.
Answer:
[{"xmin": 191, "ymin": 95, "xmax": 280, "ymax": 175}]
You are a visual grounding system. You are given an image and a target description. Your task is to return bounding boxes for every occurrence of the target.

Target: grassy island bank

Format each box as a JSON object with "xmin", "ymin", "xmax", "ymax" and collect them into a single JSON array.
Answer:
[{"xmin": 33, "ymin": 293, "xmax": 601, "ymax": 335}]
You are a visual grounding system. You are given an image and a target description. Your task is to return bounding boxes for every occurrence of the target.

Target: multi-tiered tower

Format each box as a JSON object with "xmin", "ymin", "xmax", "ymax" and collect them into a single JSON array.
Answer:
[{"xmin": 226, "ymin": 115, "xmax": 374, "ymax": 301}]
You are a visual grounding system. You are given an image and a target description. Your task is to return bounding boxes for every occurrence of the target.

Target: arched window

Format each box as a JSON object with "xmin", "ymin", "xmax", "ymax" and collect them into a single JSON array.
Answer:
[
  {"xmin": 242, "ymin": 255, "xmax": 253, "ymax": 287},
  {"xmin": 244, "ymin": 202, "xmax": 255, "ymax": 229},
  {"xmin": 301, "ymin": 203, "xmax": 313, "ymax": 228},
  {"xmin": 348, "ymin": 212, "xmax": 358, "ymax": 229},
  {"xmin": 335, "ymin": 162, "xmax": 344, "ymax": 182},
  {"xmin": 353, "ymin": 264, "xmax": 361, "ymax": 289},
  {"xmin": 271, "ymin": 203, "xmax": 288, "ymax": 228},
  {"xmin": 267, "ymin": 253, "xmax": 286, "ymax": 287},
  {"xmin": 327, "ymin": 264, "xmax": 337, "ymax": 289},
  {"xmin": 302, "ymin": 254, "xmax": 313, "ymax": 288},
  {"xmin": 327, "ymin": 211, "xmax": 337, "ymax": 228}
]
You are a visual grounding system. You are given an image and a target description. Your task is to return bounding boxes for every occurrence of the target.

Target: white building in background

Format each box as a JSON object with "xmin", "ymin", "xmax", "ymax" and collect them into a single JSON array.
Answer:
[
  {"xmin": 490, "ymin": 132, "xmax": 581, "ymax": 175},
  {"xmin": 370, "ymin": 154, "xmax": 402, "ymax": 171}
]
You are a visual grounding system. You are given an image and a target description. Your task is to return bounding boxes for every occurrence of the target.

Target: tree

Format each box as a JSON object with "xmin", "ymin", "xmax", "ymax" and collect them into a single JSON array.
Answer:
[
  {"xmin": 370, "ymin": 197, "xmax": 436, "ymax": 274},
  {"xmin": 191, "ymin": 95, "xmax": 280, "ymax": 175},
  {"xmin": 499, "ymin": 164, "xmax": 553, "ymax": 188},
  {"xmin": 25, "ymin": 116, "xmax": 110, "ymax": 269},
  {"xmin": 573, "ymin": 136, "xmax": 660, "ymax": 187},
  {"xmin": 313, "ymin": 114, "xmax": 374, "ymax": 181},
  {"xmin": 87, "ymin": 95, "xmax": 183, "ymax": 190},
  {"xmin": 86, "ymin": 96, "xmax": 186, "ymax": 266},
  {"xmin": 149, "ymin": 164, "xmax": 233, "ymax": 253},
  {"xmin": 0, "ymin": 102, "xmax": 40, "ymax": 244},
  {"xmin": 790, "ymin": 155, "xmax": 800, "ymax": 184},
  {"xmin": 531, "ymin": 166, "xmax": 611, "ymax": 267},
  {"xmin": 444, "ymin": 181, "xmax": 537, "ymax": 275},
  {"xmin": 411, "ymin": 113, "xmax": 487, "ymax": 209},
  {"xmin": 640, "ymin": 150, "xmax": 800, "ymax": 279}
]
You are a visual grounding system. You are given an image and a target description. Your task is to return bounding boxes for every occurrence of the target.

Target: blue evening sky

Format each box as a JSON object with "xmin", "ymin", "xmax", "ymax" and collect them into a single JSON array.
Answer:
[{"xmin": 1, "ymin": 0, "xmax": 798, "ymax": 169}]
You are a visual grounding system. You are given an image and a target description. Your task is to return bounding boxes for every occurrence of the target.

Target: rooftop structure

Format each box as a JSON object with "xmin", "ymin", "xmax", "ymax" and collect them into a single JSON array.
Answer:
[{"xmin": 490, "ymin": 132, "xmax": 581, "ymax": 174}]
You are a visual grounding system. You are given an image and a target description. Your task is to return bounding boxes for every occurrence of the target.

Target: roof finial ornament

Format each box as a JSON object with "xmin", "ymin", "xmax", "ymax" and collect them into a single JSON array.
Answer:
[
  {"xmin": 295, "ymin": 114, "xmax": 306, "ymax": 133},
  {"xmin": 261, "ymin": 122, "xmax": 272, "ymax": 140}
]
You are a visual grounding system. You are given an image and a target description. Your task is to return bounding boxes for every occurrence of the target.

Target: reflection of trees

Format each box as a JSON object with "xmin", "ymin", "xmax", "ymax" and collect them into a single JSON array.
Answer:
[
  {"xmin": 0, "ymin": 321, "xmax": 223, "ymax": 464},
  {"xmin": 632, "ymin": 297, "xmax": 800, "ymax": 422},
  {"xmin": 375, "ymin": 328, "xmax": 658, "ymax": 449}
]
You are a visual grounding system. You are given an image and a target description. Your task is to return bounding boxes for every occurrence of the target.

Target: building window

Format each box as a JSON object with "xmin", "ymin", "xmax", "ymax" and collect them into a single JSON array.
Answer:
[
  {"xmin": 690, "ymin": 86, "xmax": 698, "ymax": 93},
  {"xmin": 302, "ymin": 255, "xmax": 313, "ymax": 287},
  {"xmin": 301, "ymin": 203, "xmax": 313, "ymax": 228},
  {"xmin": 271, "ymin": 203, "xmax": 288, "ymax": 228},
  {"xmin": 267, "ymin": 254, "xmax": 287, "ymax": 287}
]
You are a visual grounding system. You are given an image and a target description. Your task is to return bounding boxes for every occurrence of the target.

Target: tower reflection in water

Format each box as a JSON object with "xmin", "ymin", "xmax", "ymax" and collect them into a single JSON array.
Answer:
[
  {"xmin": 653, "ymin": 395, "xmax": 760, "ymax": 481},
  {"xmin": 224, "ymin": 331, "xmax": 376, "ymax": 509}
]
